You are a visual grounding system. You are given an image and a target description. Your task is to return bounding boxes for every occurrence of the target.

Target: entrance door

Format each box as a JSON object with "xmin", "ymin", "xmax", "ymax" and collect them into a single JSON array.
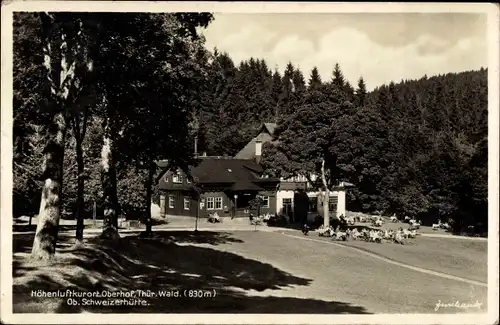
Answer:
[
  {"xmin": 282, "ymin": 198, "xmax": 293, "ymax": 222},
  {"xmin": 329, "ymin": 196, "xmax": 338, "ymax": 218},
  {"xmin": 159, "ymin": 195, "xmax": 166, "ymax": 217}
]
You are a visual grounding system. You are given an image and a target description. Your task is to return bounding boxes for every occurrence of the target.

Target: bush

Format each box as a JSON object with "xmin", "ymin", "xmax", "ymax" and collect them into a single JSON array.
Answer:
[{"xmin": 267, "ymin": 215, "xmax": 288, "ymax": 227}]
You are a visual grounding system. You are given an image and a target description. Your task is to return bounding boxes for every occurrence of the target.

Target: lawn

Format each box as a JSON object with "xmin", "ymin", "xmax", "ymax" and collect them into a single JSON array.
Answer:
[
  {"xmin": 350, "ymin": 219, "xmax": 457, "ymax": 235},
  {"xmin": 12, "ymin": 230, "xmax": 488, "ymax": 314},
  {"xmin": 308, "ymin": 233, "xmax": 488, "ymax": 284}
]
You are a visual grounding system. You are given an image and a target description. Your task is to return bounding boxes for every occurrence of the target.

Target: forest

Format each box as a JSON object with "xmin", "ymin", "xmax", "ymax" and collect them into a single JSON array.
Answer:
[{"xmin": 13, "ymin": 12, "xmax": 488, "ymax": 259}]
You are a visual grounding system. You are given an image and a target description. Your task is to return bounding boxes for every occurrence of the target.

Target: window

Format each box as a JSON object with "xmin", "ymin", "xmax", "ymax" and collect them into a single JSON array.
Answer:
[
  {"xmin": 207, "ymin": 197, "xmax": 223, "ymax": 210},
  {"xmin": 183, "ymin": 198, "xmax": 190, "ymax": 210},
  {"xmin": 160, "ymin": 195, "xmax": 166, "ymax": 214},
  {"xmin": 282, "ymin": 198, "xmax": 293, "ymax": 216},
  {"xmin": 328, "ymin": 196, "xmax": 338, "ymax": 212},
  {"xmin": 309, "ymin": 197, "xmax": 317, "ymax": 212},
  {"xmin": 258, "ymin": 195, "xmax": 270, "ymax": 208},
  {"xmin": 164, "ymin": 174, "xmax": 169, "ymax": 182},
  {"xmin": 206, "ymin": 197, "xmax": 214, "ymax": 210},
  {"xmin": 215, "ymin": 197, "xmax": 223, "ymax": 210},
  {"xmin": 172, "ymin": 173, "xmax": 183, "ymax": 183},
  {"xmin": 186, "ymin": 177, "xmax": 191, "ymax": 184},
  {"xmin": 168, "ymin": 196, "xmax": 175, "ymax": 208}
]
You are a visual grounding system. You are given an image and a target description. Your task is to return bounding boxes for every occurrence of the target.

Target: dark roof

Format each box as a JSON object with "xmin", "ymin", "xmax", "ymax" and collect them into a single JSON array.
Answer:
[
  {"xmin": 263, "ymin": 123, "xmax": 277, "ymax": 135},
  {"xmin": 155, "ymin": 160, "xmax": 170, "ymax": 169},
  {"xmin": 340, "ymin": 181, "xmax": 356, "ymax": 188},
  {"xmin": 229, "ymin": 182, "xmax": 265, "ymax": 192},
  {"xmin": 234, "ymin": 122, "xmax": 276, "ymax": 159},
  {"xmin": 306, "ymin": 180, "xmax": 356, "ymax": 191},
  {"xmin": 156, "ymin": 157, "xmax": 279, "ymax": 190},
  {"xmin": 190, "ymin": 158, "xmax": 263, "ymax": 184},
  {"xmin": 234, "ymin": 139, "xmax": 259, "ymax": 160}
]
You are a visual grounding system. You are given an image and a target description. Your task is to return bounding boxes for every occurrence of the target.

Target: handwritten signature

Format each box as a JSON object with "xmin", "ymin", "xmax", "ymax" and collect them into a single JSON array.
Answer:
[{"xmin": 434, "ymin": 300, "xmax": 483, "ymax": 311}]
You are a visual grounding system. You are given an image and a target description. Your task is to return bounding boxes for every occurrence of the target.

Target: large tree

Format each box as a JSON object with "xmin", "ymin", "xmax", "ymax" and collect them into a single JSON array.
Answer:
[
  {"xmin": 355, "ymin": 76, "xmax": 367, "ymax": 107},
  {"xmin": 30, "ymin": 13, "xmax": 94, "ymax": 259},
  {"xmin": 88, "ymin": 13, "xmax": 211, "ymax": 239},
  {"xmin": 119, "ymin": 13, "xmax": 213, "ymax": 236},
  {"xmin": 263, "ymin": 82, "xmax": 354, "ymax": 227},
  {"xmin": 13, "ymin": 13, "xmax": 48, "ymax": 220},
  {"xmin": 16, "ymin": 12, "xmax": 215, "ymax": 255},
  {"xmin": 280, "ymin": 62, "xmax": 295, "ymax": 117}
]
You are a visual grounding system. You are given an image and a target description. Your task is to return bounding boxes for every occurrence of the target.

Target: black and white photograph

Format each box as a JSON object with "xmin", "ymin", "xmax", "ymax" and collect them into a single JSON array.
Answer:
[{"xmin": 1, "ymin": 1, "xmax": 499, "ymax": 324}]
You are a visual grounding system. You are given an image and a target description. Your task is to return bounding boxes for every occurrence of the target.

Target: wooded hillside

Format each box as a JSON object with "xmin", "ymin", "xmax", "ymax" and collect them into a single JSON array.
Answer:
[{"xmin": 196, "ymin": 51, "xmax": 487, "ymax": 232}]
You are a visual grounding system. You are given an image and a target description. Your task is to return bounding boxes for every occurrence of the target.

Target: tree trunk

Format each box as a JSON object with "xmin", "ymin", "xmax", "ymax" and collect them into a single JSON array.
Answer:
[
  {"xmin": 31, "ymin": 112, "xmax": 68, "ymax": 259},
  {"xmin": 321, "ymin": 158, "xmax": 330, "ymax": 228},
  {"xmin": 143, "ymin": 161, "xmax": 156, "ymax": 237},
  {"xmin": 100, "ymin": 116, "xmax": 120, "ymax": 240},
  {"xmin": 322, "ymin": 188, "xmax": 330, "ymax": 228},
  {"xmin": 32, "ymin": 13, "xmax": 83, "ymax": 258},
  {"xmin": 74, "ymin": 135, "xmax": 85, "ymax": 246},
  {"xmin": 73, "ymin": 108, "xmax": 88, "ymax": 247}
]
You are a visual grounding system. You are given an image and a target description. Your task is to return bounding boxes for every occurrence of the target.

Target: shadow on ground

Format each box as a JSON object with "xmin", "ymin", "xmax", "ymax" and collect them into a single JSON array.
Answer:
[
  {"xmin": 12, "ymin": 224, "xmax": 83, "ymax": 233},
  {"xmin": 13, "ymin": 233, "xmax": 75, "ymax": 256},
  {"xmin": 144, "ymin": 230, "xmax": 245, "ymax": 246},
  {"xmin": 150, "ymin": 218, "xmax": 170, "ymax": 226},
  {"xmin": 13, "ymin": 231, "xmax": 371, "ymax": 314},
  {"xmin": 13, "ymin": 218, "xmax": 171, "ymax": 234},
  {"xmin": 12, "ymin": 230, "xmax": 240, "ymax": 256},
  {"xmin": 13, "ymin": 224, "xmax": 141, "ymax": 233}
]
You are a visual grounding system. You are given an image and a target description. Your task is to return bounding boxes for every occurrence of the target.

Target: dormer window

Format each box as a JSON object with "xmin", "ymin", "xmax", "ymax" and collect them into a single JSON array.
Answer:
[{"xmin": 173, "ymin": 172, "xmax": 183, "ymax": 183}]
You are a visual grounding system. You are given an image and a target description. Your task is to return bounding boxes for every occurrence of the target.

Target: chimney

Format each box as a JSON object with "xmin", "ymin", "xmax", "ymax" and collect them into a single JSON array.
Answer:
[
  {"xmin": 194, "ymin": 135, "xmax": 198, "ymax": 158},
  {"xmin": 255, "ymin": 139, "xmax": 262, "ymax": 164}
]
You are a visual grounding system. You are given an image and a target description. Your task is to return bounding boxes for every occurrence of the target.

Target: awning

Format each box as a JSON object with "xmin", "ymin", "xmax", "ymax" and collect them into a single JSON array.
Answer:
[
  {"xmin": 228, "ymin": 182, "xmax": 265, "ymax": 192},
  {"xmin": 254, "ymin": 177, "xmax": 281, "ymax": 183}
]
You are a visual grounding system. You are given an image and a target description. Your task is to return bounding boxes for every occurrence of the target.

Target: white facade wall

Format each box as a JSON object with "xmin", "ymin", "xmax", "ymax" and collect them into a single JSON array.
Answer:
[
  {"xmin": 275, "ymin": 189, "xmax": 347, "ymax": 218},
  {"xmin": 310, "ymin": 190, "xmax": 346, "ymax": 218},
  {"xmin": 275, "ymin": 172, "xmax": 349, "ymax": 219},
  {"xmin": 276, "ymin": 190, "xmax": 295, "ymax": 214},
  {"xmin": 338, "ymin": 190, "xmax": 346, "ymax": 217}
]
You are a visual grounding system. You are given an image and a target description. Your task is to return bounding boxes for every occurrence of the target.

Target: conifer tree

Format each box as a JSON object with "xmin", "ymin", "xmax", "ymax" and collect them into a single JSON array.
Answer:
[
  {"xmin": 308, "ymin": 67, "xmax": 322, "ymax": 90},
  {"xmin": 331, "ymin": 63, "xmax": 345, "ymax": 91},
  {"xmin": 281, "ymin": 62, "xmax": 295, "ymax": 116},
  {"xmin": 271, "ymin": 69, "xmax": 283, "ymax": 122},
  {"xmin": 291, "ymin": 68, "xmax": 307, "ymax": 111},
  {"xmin": 355, "ymin": 76, "xmax": 367, "ymax": 107}
]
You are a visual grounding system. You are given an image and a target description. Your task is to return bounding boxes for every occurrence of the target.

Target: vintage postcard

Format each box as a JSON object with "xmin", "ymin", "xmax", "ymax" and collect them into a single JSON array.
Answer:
[{"xmin": 1, "ymin": 1, "xmax": 499, "ymax": 324}]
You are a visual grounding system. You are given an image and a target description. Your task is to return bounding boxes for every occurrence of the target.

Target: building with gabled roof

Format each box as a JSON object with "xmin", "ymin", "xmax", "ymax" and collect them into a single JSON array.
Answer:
[
  {"xmin": 235, "ymin": 122, "xmax": 353, "ymax": 223},
  {"xmin": 154, "ymin": 154, "xmax": 280, "ymax": 218},
  {"xmin": 234, "ymin": 123, "xmax": 277, "ymax": 162},
  {"xmin": 155, "ymin": 121, "xmax": 353, "ymax": 221}
]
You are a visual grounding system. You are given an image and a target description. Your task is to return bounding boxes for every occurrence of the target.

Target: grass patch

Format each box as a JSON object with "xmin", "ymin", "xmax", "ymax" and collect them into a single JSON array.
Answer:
[
  {"xmin": 318, "ymin": 235, "xmax": 487, "ymax": 283},
  {"xmin": 12, "ymin": 231, "xmax": 370, "ymax": 314}
]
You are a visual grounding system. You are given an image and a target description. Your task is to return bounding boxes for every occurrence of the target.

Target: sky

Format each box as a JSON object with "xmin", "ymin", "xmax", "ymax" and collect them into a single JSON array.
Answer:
[{"xmin": 201, "ymin": 13, "xmax": 488, "ymax": 90}]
